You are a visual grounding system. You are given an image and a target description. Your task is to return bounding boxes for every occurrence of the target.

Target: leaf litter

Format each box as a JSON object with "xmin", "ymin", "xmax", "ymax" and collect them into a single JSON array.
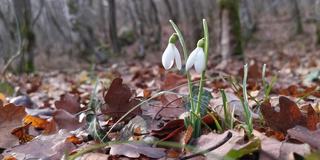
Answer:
[{"xmin": 0, "ymin": 55, "xmax": 319, "ymax": 159}]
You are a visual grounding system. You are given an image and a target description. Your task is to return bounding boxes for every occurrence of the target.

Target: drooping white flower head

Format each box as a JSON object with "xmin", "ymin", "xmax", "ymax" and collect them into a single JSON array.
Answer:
[
  {"xmin": 161, "ymin": 34, "xmax": 181, "ymax": 70},
  {"xmin": 186, "ymin": 39, "xmax": 206, "ymax": 73}
]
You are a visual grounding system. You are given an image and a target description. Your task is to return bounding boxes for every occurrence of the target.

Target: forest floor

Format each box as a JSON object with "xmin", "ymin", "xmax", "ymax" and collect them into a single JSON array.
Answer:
[{"xmin": 1, "ymin": 22, "xmax": 320, "ymax": 160}]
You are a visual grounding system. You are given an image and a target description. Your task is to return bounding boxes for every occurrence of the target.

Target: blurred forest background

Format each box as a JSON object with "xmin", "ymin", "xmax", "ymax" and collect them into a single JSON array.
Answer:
[{"xmin": 0, "ymin": 0, "xmax": 320, "ymax": 73}]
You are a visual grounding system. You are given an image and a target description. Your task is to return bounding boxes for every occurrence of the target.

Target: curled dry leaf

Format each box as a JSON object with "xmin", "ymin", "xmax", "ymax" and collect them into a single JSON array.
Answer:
[
  {"xmin": 102, "ymin": 78, "xmax": 141, "ymax": 120},
  {"xmin": 66, "ymin": 135, "xmax": 82, "ymax": 145},
  {"xmin": 151, "ymin": 119, "xmax": 185, "ymax": 140},
  {"xmin": 11, "ymin": 123, "xmax": 34, "ymax": 145},
  {"xmin": 23, "ymin": 115, "xmax": 49, "ymax": 129},
  {"xmin": 261, "ymin": 96, "xmax": 320, "ymax": 133},
  {"xmin": 110, "ymin": 142, "xmax": 166, "ymax": 159},
  {"xmin": 0, "ymin": 103, "xmax": 26, "ymax": 148},
  {"xmin": 23, "ymin": 115, "xmax": 56, "ymax": 134}
]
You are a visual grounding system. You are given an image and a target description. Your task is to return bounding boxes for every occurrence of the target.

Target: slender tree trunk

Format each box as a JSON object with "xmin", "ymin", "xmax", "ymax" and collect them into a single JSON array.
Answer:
[
  {"xmin": 219, "ymin": 0, "xmax": 243, "ymax": 60},
  {"xmin": 132, "ymin": 0, "xmax": 145, "ymax": 59},
  {"xmin": 163, "ymin": 0, "xmax": 179, "ymax": 23},
  {"xmin": 12, "ymin": 0, "xmax": 35, "ymax": 73},
  {"xmin": 150, "ymin": 0, "xmax": 161, "ymax": 49},
  {"xmin": 292, "ymin": 0, "xmax": 303, "ymax": 34},
  {"xmin": 108, "ymin": 0, "xmax": 120, "ymax": 54}
]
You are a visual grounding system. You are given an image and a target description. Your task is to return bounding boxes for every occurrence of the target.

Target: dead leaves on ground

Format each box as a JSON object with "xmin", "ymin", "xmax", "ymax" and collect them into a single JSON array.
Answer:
[
  {"xmin": 261, "ymin": 96, "xmax": 320, "ymax": 133},
  {"xmin": 110, "ymin": 142, "xmax": 166, "ymax": 159},
  {"xmin": 0, "ymin": 103, "xmax": 26, "ymax": 148},
  {"xmin": 102, "ymin": 78, "xmax": 141, "ymax": 120}
]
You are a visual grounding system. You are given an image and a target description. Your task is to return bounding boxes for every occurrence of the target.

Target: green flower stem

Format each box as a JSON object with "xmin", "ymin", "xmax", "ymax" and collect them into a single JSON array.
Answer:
[
  {"xmin": 194, "ymin": 19, "xmax": 209, "ymax": 137},
  {"xmin": 242, "ymin": 64, "xmax": 253, "ymax": 138},
  {"xmin": 169, "ymin": 20, "xmax": 195, "ymax": 120}
]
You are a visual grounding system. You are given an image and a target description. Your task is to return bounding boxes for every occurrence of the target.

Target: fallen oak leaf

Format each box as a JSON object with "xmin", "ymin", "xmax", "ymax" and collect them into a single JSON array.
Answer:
[
  {"xmin": 3, "ymin": 130, "xmax": 76, "ymax": 159},
  {"xmin": 53, "ymin": 109, "xmax": 85, "ymax": 131},
  {"xmin": 110, "ymin": 142, "xmax": 166, "ymax": 159},
  {"xmin": 287, "ymin": 126, "xmax": 320, "ymax": 149},
  {"xmin": 102, "ymin": 78, "xmax": 141, "ymax": 120},
  {"xmin": 54, "ymin": 93, "xmax": 82, "ymax": 114},
  {"xmin": 261, "ymin": 96, "xmax": 320, "ymax": 133},
  {"xmin": 0, "ymin": 103, "xmax": 26, "ymax": 148}
]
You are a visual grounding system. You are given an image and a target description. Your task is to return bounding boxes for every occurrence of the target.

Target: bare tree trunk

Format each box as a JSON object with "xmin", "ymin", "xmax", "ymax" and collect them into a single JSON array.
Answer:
[
  {"xmin": 12, "ymin": 0, "xmax": 35, "ymax": 73},
  {"xmin": 219, "ymin": 0, "xmax": 243, "ymax": 61},
  {"xmin": 292, "ymin": 0, "xmax": 303, "ymax": 34},
  {"xmin": 163, "ymin": 0, "xmax": 179, "ymax": 23},
  {"xmin": 132, "ymin": 0, "xmax": 145, "ymax": 59},
  {"xmin": 150, "ymin": 0, "xmax": 161, "ymax": 49},
  {"xmin": 108, "ymin": 0, "xmax": 120, "ymax": 54}
]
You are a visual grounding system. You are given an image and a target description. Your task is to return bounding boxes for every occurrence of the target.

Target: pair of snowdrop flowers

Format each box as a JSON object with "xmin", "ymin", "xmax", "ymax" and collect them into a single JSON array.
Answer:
[{"xmin": 162, "ymin": 34, "xmax": 206, "ymax": 73}]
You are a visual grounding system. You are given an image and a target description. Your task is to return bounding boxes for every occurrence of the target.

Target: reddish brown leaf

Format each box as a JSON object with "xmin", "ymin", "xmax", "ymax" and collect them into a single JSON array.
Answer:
[
  {"xmin": 102, "ymin": 78, "xmax": 141, "ymax": 119},
  {"xmin": 0, "ymin": 103, "xmax": 26, "ymax": 148},
  {"xmin": 54, "ymin": 93, "xmax": 82, "ymax": 114},
  {"xmin": 261, "ymin": 96, "xmax": 303, "ymax": 133},
  {"xmin": 261, "ymin": 96, "xmax": 320, "ymax": 133},
  {"xmin": 306, "ymin": 104, "xmax": 320, "ymax": 130}
]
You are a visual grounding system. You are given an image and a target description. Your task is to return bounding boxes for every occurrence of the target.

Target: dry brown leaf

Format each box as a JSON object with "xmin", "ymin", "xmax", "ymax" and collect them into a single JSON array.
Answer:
[
  {"xmin": 66, "ymin": 135, "xmax": 82, "ymax": 145},
  {"xmin": 161, "ymin": 72, "xmax": 187, "ymax": 90},
  {"xmin": 54, "ymin": 93, "xmax": 82, "ymax": 114},
  {"xmin": 102, "ymin": 78, "xmax": 141, "ymax": 119},
  {"xmin": 261, "ymin": 96, "xmax": 320, "ymax": 133},
  {"xmin": 23, "ymin": 115, "xmax": 49, "ymax": 129},
  {"xmin": 53, "ymin": 109, "xmax": 84, "ymax": 131},
  {"xmin": 78, "ymin": 153, "xmax": 110, "ymax": 160},
  {"xmin": 182, "ymin": 125, "xmax": 193, "ymax": 146},
  {"xmin": 11, "ymin": 123, "xmax": 34, "ymax": 145},
  {"xmin": 110, "ymin": 142, "xmax": 166, "ymax": 159},
  {"xmin": 0, "ymin": 103, "xmax": 26, "ymax": 148},
  {"xmin": 287, "ymin": 126, "xmax": 320, "ymax": 149},
  {"xmin": 3, "ymin": 130, "xmax": 76, "ymax": 159},
  {"xmin": 254, "ymin": 130, "xmax": 311, "ymax": 160}
]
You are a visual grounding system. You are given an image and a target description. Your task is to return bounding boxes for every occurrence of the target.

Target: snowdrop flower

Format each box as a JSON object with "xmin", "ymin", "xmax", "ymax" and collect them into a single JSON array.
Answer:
[
  {"xmin": 162, "ymin": 34, "xmax": 182, "ymax": 70},
  {"xmin": 186, "ymin": 39, "xmax": 206, "ymax": 73}
]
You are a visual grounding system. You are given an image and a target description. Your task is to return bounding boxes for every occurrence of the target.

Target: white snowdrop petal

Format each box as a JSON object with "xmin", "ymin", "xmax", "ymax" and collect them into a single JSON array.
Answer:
[
  {"xmin": 173, "ymin": 46, "xmax": 182, "ymax": 70},
  {"xmin": 186, "ymin": 48, "xmax": 200, "ymax": 71},
  {"xmin": 194, "ymin": 48, "xmax": 206, "ymax": 73},
  {"xmin": 162, "ymin": 44, "xmax": 175, "ymax": 69}
]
